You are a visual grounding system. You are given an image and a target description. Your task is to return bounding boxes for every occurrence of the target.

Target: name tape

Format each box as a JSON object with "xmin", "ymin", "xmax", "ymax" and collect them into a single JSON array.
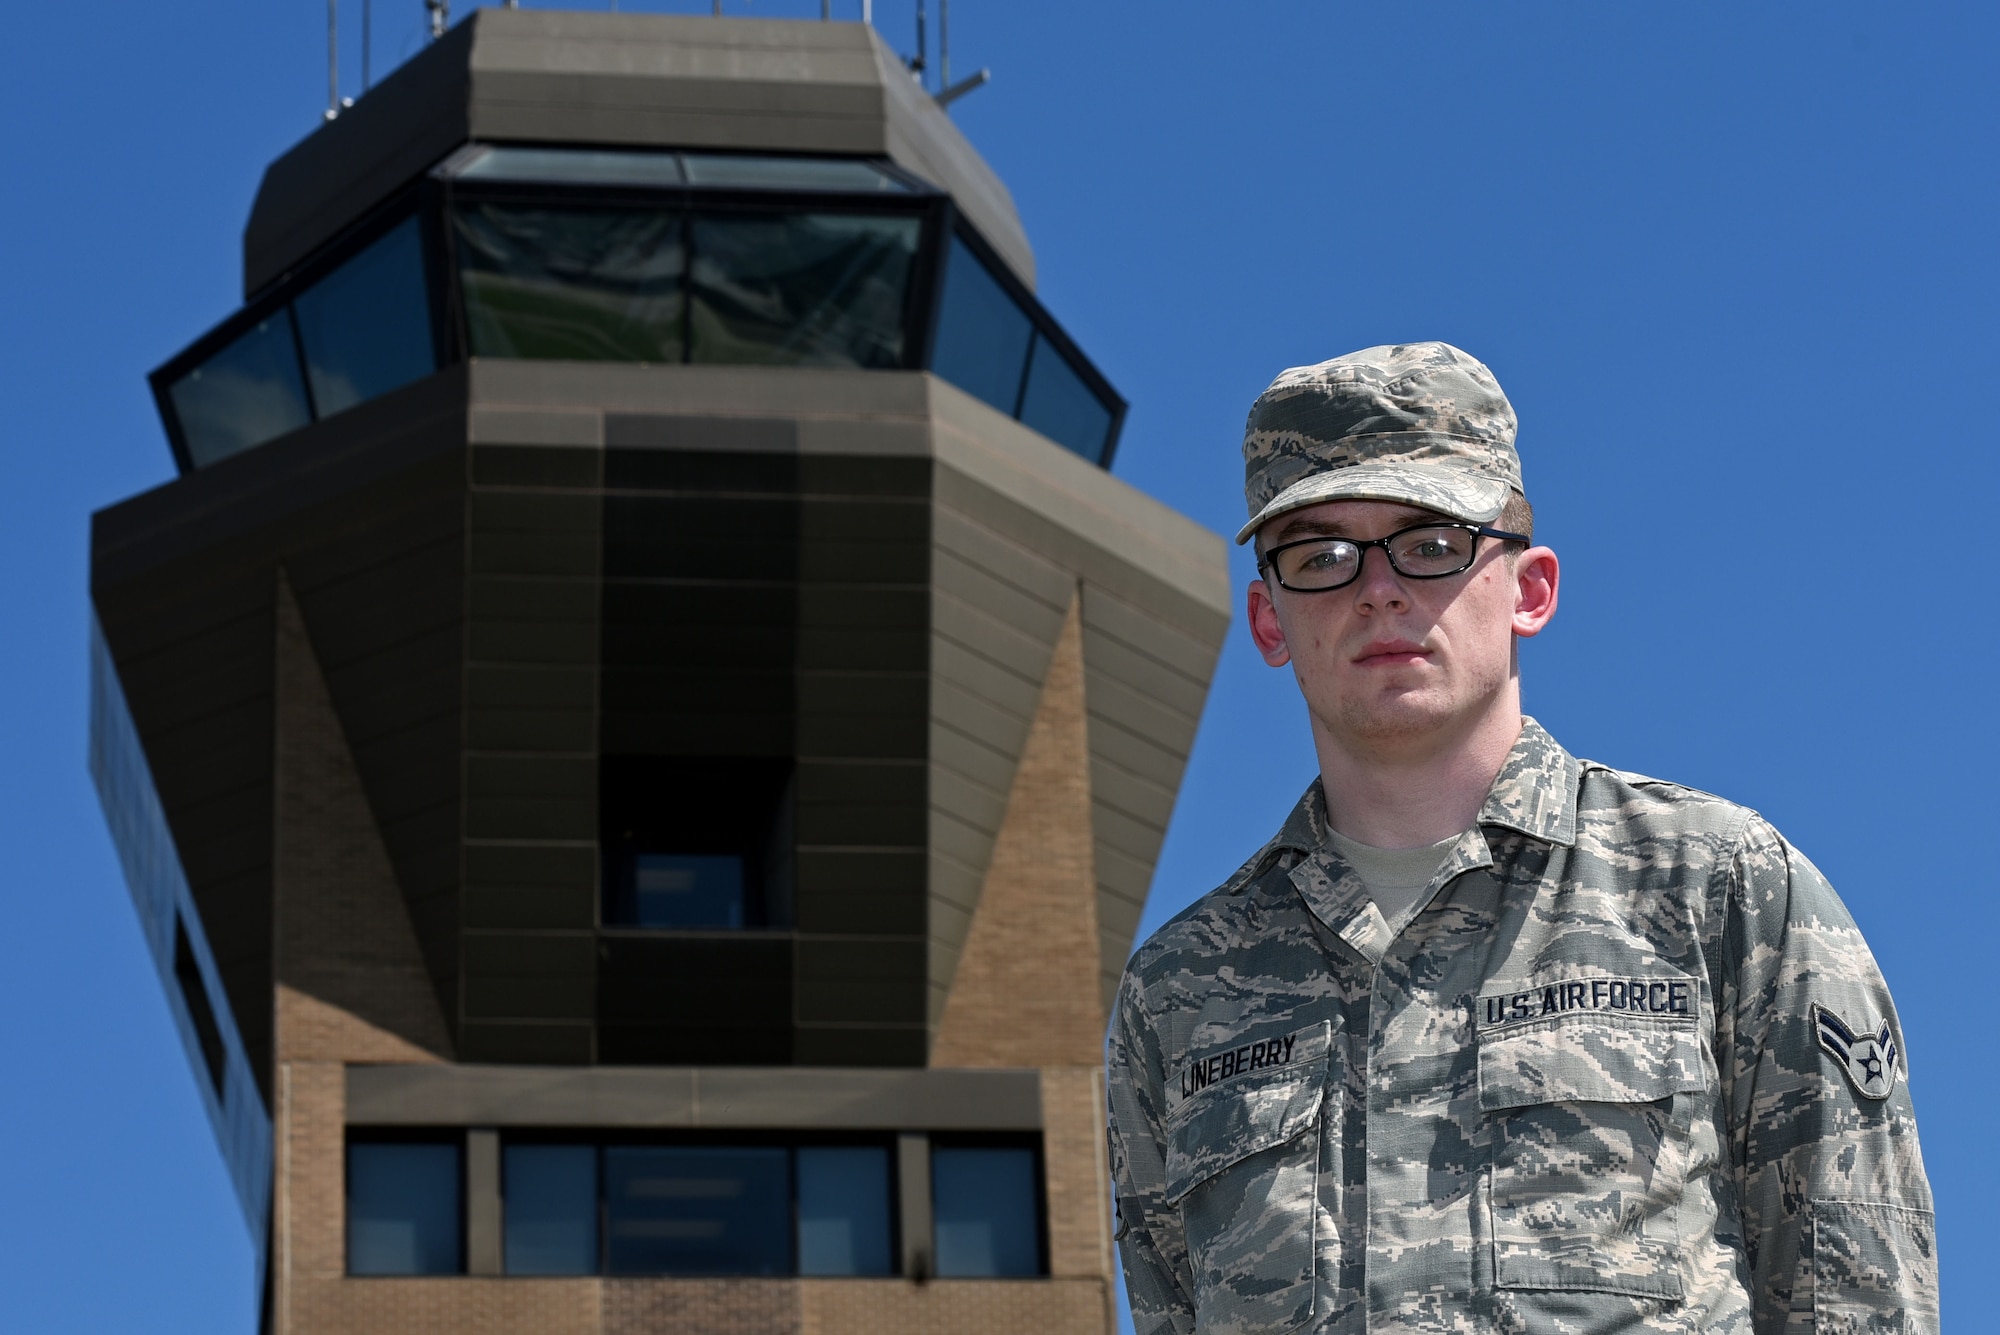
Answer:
[{"xmin": 1480, "ymin": 977, "xmax": 1693, "ymax": 1029}]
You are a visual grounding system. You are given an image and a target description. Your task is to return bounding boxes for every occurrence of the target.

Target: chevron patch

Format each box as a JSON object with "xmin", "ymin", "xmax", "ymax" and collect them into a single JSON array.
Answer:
[{"xmin": 1811, "ymin": 1003, "xmax": 1900, "ymax": 1101}]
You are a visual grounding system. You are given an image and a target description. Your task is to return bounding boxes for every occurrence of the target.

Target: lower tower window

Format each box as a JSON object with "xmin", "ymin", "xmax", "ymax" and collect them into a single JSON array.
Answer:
[
  {"xmin": 347, "ymin": 1138, "xmax": 464, "ymax": 1276},
  {"xmin": 931, "ymin": 1141, "xmax": 1045, "ymax": 1278}
]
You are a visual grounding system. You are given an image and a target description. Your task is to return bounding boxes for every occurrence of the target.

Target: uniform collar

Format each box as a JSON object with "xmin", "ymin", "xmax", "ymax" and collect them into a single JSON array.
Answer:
[
  {"xmin": 1474, "ymin": 716, "xmax": 1581, "ymax": 848},
  {"xmin": 1258, "ymin": 714, "xmax": 1582, "ymax": 864},
  {"xmin": 1253, "ymin": 719, "xmax": 1580, "ymax": 966}
]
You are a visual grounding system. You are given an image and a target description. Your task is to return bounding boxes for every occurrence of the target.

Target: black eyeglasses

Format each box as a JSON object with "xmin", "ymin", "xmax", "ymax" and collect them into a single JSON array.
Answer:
[{"xmin": 1258, "ymin": 522, "xmax": 1529, "ymax": 593}]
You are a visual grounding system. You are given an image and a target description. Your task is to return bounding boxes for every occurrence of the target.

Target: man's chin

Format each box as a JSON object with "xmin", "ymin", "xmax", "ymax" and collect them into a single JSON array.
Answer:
[{"xmin": 1325, "ymin": 696, "xmax": 1457, "ymax": 749}]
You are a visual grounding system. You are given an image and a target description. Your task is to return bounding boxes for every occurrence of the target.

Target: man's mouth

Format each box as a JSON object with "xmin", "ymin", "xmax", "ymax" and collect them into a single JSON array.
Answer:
[{"xmin": 1353, "ymin": 639, "xmax": 1429, "ymax": 666}]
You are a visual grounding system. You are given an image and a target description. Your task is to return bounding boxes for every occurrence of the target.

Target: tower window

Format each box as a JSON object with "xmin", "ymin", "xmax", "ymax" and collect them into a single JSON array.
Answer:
[
  {"xmin": 931, "ymin": 1141, "xmax": 1045, "ymax": 1277},
  {"xmin": 600, "ymin": 756, "xmax": 793, "ymax": 930},
  {"xmin": 347, "ymin": 1139, "xmax": 464, "ymax": 1276},
  {"xmin": 502, "ymin": 1143, "xmax": 598, "ymax": 1276},
  {"xmin": 171, "ymin": 916, "xmax": 227, "ymax": 1099},
  {"xmin": 496, "ymin": 1135, "xmax": 900, "ymax": 1277},
  {"xmin": 605, "ymin": 1145, "xmax": 792, "ymax": 1275}
]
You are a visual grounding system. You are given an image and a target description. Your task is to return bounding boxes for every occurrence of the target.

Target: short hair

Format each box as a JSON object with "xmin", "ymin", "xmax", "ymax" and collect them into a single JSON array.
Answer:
[{"xmin": 1495, "ymin": 490, "xmax": 1534, "ymax": 549}]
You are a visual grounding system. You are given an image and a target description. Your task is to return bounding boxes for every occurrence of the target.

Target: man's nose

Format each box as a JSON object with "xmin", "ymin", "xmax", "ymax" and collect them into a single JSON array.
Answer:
[{"xmin": 1351, "ymin": 544, "xmax": 1408, "ymax": 610}]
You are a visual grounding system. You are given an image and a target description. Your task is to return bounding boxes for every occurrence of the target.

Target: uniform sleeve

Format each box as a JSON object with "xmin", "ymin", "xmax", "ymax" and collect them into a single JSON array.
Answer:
[
  {"xmin": 1107, "ymin": 969, "xmax": 1196, "ymax": 1335},
  {"xmin": 1721, "ymin": 815, "xmax": 1938, "ymax": 1334}
]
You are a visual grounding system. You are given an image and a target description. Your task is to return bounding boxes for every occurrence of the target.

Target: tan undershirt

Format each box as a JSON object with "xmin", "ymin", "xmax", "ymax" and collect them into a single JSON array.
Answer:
[{"xmin": 1323, "ymin": 826, "xmax": 1463, "ymax": 934}]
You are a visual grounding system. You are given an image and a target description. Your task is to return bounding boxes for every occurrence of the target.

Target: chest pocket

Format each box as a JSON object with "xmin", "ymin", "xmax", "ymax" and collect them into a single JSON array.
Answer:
[
  {"xmin": 1164, "ymin": 1021, "xmax": 1330, "ymax": 1335},
  {"xmin": 1479, "ymin": 980, "xmax": 1707, "ymax": 1300}
]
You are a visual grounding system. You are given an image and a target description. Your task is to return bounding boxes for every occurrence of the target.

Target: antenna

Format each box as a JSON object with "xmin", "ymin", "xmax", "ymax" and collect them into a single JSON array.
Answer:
[
  {"xmin": 325, "ymin": 0, "xmax": 338, "ymax": 121},
  {"xmin": 932, "ymin": 0, "xmax": 988, "ymax": 110},
  {"xmin": 910, "ymin": 0, "xmax": 928, "ymax": 87},
  {"xmin": 426, "ymin": 0, "xmax": 448, "ymax": 42},
  {"xmin": 362, "ymin": 0, "xmax": 371, "ymax": 91}
]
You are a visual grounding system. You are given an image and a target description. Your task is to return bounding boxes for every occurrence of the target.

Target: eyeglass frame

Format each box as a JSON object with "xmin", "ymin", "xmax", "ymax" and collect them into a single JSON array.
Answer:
[{"xmin": 1256, "ymin": 522, "xmax": 1532, "ymax": 593}]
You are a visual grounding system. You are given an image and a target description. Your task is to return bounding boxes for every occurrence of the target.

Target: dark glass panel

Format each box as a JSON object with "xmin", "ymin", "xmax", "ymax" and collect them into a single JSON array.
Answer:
[
  {"xmin": 456, "ymin": 146, "xmax": 686, "ymax": 187},
  {"xmin": 504, "ymin": 1144, "xmax": 599, "ymax": 1275},
  {"xmin": 455, "ymin": 205, "xmax": 685, "ymax": 362},
  {"xmin": 932, "ymin": 1146, "xmax": 1041, "ymax": 1277},
  {"xmin": 688, "ymin": 213, "xmax": 919, "ymax": 368},
  {"xmin": 595, "ymin": 936, "xmax": 795, "ymax": 1065},
  {"xmin": 796, "ymin": 1146, "xmax": 894, "ymax": 1276},
  {"xmin": 171, "ymin": 918, "xmax": 226, "ymax": 1098},
  {"xmin": 604, "ymin": 1146, "xmax": 790, "ymax": 1275},
  {"xmin": 166, "ymin": 315, "xmax": 310, "ymax": 467},
  {"xmin": 347, "ymin": 1142, "xmax": 463, "ymax": 1276},
  {"xmin": 292, "ymin": 215, "xmax": 436, "ymax": 418},
  {"xmin": 599, "ymin": 757, "xmax": 794, "ymax": 930},
  {"xmin": 928, "ymin": 235, "xmax": 1034, "ymax": 416},
  {"xmin": 1018, "ymin": 335, "xmax": 1115, "ymax": 465},
  {"xmin": 681, "ymin": 154, "xmax": 910, "ymax": 193},
  {"xmin": 630, "ymin": 853, "xmax": 745, "ymax": 929}
]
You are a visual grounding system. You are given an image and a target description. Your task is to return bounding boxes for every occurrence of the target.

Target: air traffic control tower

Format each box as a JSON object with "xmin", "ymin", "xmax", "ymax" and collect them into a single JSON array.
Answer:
[{"xmin": 89, "ymin": 11, "xmax": 1227, "ymax": 1333}]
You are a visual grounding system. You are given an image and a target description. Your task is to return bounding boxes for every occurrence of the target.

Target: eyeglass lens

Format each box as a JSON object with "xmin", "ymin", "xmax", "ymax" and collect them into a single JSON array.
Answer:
[{"xmin": 1269, "ymin": 526, "xmax": 1480, "ymax": 590}]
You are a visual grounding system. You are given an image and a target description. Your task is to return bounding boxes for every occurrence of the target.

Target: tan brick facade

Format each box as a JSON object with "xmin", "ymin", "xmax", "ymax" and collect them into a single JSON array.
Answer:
[
  {"xmin": 932, "ymin": 591, "xmax": 1104, "ymax": 1068},
  {"xmin": 275, "ymin": 1275, "xmax": 1109, "ymax": 1335}
]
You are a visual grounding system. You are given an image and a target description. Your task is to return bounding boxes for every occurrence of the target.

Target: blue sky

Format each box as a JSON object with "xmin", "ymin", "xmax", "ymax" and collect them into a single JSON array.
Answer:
[{"xmin": 0, "ymin": 1, "xmax": 1992, "ymax": 1328}]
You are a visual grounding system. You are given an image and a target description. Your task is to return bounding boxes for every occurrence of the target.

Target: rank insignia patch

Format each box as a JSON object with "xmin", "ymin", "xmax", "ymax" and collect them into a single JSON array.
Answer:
[{"xmin": 1811, "ymin": 1003, "xmax": 1900, "ymax": 1100}]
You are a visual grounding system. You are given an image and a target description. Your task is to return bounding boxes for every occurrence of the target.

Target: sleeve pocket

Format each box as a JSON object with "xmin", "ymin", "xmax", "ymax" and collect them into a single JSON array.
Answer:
[{"xmin": 1812, "ymin": 1200, "xmax": 1939, "ymax": 1335}]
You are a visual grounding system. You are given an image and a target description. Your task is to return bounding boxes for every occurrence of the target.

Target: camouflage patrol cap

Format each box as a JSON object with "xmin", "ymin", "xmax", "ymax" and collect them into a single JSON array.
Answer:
[{"xmin": 1236, "ymin": 341, "xmax": 1523, "ymax": 545}]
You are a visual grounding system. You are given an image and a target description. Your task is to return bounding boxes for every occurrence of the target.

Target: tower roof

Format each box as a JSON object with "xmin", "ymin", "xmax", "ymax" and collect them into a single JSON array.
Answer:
[{"xmin": 244, "ymin": 9, "xmax": 1034, "ymax": 299}]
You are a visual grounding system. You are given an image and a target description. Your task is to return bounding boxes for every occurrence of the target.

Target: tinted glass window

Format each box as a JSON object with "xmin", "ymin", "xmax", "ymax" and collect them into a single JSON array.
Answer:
[
  {"xmin": 458, "ymin": 146, "xmax": 687, "ymax": 187},
  {"xmin": 455, "ymin": 205, "xmax": 686, "ymax": 362},
  {"xmin": 929, "ymin": 235, "xmax": 1033, "ymax": 416},
  {"xmin": 167, "ymin": 315, "xmax": 310, "ymax": 467},
  {"xmin": 348, "ymin": 1142, "xmax": 462, "ymax": 1276},
  {"xmin": 172, "ymin": 918, "xmax": 226, "ymax": 1098},
  {"xmin": 1018, "ymin": 335, "xmax": 1115, "ymax": 465},
  {"xmin": 292, "ymin": 216, "xmax": 436, "ymax": 418},
  {"xmin": 605, "ymin": 1146, "xmax": 790, "ymax": 1275},
  {"xmin": 600, "ymin": 757, "xmax": 794, "ymax": 931},
  {"xmin": 796, "ymin": 1146, "xmax": 894, "ymax": 1276},
  {"xmin": 689, "ymin": 213, "xmax": 918, "ymax": 368},
  {"xmin": 681, "ymin": 154, "xmax": 910, "ymax": 193},
  {"xmin": 932, "ymin": 1146, "xmax": 1040, "ymax": 1277},
  {"xmin": 504, "ymin": 1144, "xmax": 598, "ymax": 1275},
  {"xmin": 629, "ymin": 853, "xmax": 745, "ymax": 929}
]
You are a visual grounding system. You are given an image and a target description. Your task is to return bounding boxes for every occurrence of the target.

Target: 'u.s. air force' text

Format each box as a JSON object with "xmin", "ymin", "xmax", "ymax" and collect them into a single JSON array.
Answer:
[{"xmin": 1481, "ymin": 977, "xmax": 1692, "ymax": 1027}]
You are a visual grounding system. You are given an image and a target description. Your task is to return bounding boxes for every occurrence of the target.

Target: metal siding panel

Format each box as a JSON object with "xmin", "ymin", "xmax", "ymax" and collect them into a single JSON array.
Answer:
[
  {"xmin": 931, "ymin": 679, "xmax": 1033, "ymax": 762},
  {"xmin": 932, "ymin": 547, "xmax": 1069, "ymax": 645},
  {"xmin": 1081, "ymin": 583, "xmax": 1228, "ymax": 683},
  {"xmin": 932, "ymin": 637, "xmax": 1043, "ymax": 720},
  {"xmin": 1083, "ymin": 670, "xmax": 1202, "ymax": 753},
  {"xmin": 1092, "ymin": 798, "xmax": 1169, "ymax": 866},
  {"xmin": 933, "ymin": 591, "xmax": 1063, "ymax": 684},
  {"xmin": 1080, "ymin": 625, "xmax": 1214, "ymax": 720},
  {"xmin": 932, "ymin": 507, "xmax": 1076, "ymax": 609},
  {"xmin": 927, "ymin": 721, "xmax": 1017, "ymax": 796}
]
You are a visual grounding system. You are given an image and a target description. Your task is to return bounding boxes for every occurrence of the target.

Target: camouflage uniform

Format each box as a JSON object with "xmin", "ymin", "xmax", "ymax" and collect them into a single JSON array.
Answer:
[{"xmin": 1107, "ymin": 719, "xmax": 1936, "ymax": 1334}]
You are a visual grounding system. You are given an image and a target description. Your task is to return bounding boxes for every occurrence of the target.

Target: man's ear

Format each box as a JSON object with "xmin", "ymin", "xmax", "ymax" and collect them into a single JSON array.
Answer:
[
  {"xmin": 1248, "ymin": 579, "xmax": 1292, "ymax": 667},
  {"xmin": 1511, "ymin": 546, "xmax": 1559, "ymax": 638}
]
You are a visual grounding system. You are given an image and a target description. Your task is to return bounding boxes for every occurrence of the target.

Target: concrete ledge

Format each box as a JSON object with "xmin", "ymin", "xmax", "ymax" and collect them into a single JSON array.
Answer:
[{"xmin": 346, "ymin": 1063, "xmax": 1042, "ymax": 1130}]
